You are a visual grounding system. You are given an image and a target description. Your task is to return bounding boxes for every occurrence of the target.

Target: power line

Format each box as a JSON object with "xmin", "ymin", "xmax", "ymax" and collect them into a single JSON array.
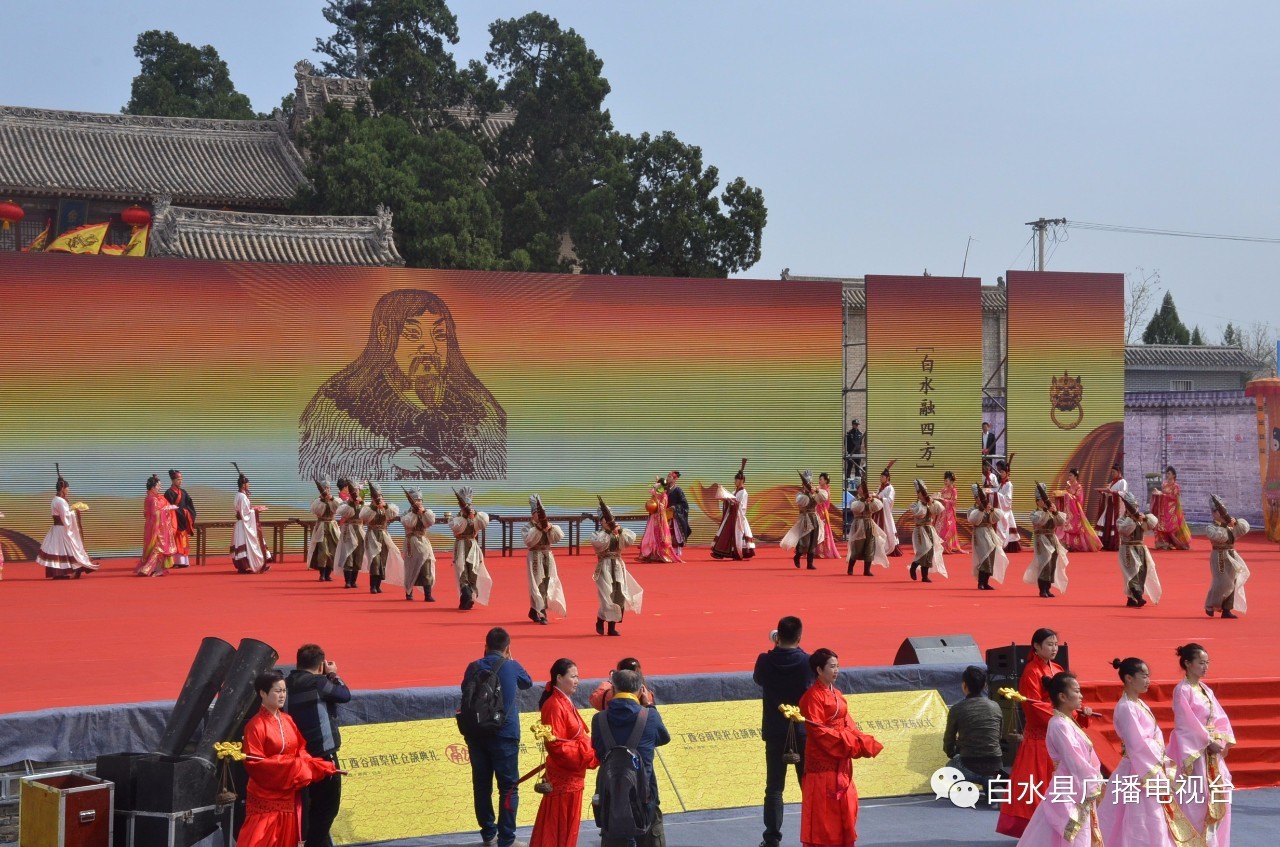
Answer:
[{"xmin": 1067, "ymin": 220, "xmax": 1280, "ymax": 244}]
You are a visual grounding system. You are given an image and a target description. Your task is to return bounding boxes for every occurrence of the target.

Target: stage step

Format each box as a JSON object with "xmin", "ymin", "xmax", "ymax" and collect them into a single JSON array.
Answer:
[{"xmin": 1080, "ymin": 678, "xmax": 1280, "ymax": 789}]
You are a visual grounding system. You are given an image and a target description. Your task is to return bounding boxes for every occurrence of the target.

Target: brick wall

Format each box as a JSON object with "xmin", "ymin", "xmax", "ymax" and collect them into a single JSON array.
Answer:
[{"xmin": 1124, "ymin": 391, "xmax": 1262, "ymax": 524}]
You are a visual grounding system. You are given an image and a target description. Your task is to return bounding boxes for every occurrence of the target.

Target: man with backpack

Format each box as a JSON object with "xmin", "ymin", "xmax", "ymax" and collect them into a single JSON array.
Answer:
[
  {"xmin": 591, "ymin": 669, "xmax": 670, "ymax": 847},
  {"xmin": 459, "ymin": 627, "xmax": 533, "ymax": 847}
]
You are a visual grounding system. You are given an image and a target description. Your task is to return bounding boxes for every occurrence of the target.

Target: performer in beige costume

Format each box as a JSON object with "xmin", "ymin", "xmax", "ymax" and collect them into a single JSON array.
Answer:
[
  {"xmin": 908, "ymin": 479, "xmax": 947, "ymax": 582},
  {"xmin": 306, "ymin": 479, "xmax": 341, "ymax": 582},
  {"xmin": 1116, "ymin": 491, "xmax": 1162, "ymax": 608},
  {"xmin": 845, "ymin": 476, "xmax": 888, "ymax": 576},
  {"xmin": 524, "ymin": 495, "xmax": 567, "ymax": 625},
  {"xmin": 967, "ymin": 483, "xmax": 1008, "ymax": 590},
  {"xmin": 591, "ymin": 497, "xmax": 642, "ymax": 637},
  {"xmin": 1204, "ymin": 494, "xmax": 1250, "ymax": 619},
  {"xmin": 401, "ymin": 487, "xmax": 436, "ymax": 602},
  {"xmin": 334, "ymin": 479, "xmax": 366, "ymax": 589},
  {"xmin": 1023, "ymin": 482, "xmax": 1069, "ymax": 599},
  {"xmin": 360, "ymin": 482, "xmax": 402, "ymax": 594},
  {"xmin": 780, "ymin": 470, "xmax": 827, "ymax": 570},
  {"xmin": 450, "ymin": 486, "xmax": 492, "ymax": 610}
]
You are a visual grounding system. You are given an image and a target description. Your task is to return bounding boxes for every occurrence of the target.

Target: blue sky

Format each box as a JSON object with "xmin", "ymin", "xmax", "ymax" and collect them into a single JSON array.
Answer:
[{"xmin": 5, "ymin": 1, "xmax": 1278, "ymax": 339}]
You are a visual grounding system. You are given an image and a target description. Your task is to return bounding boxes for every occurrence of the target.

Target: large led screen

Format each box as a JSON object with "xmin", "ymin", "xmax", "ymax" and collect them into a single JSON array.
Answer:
[
  {"xmin": 0, "ymin": 254, "xmax": 842, "ymax": 558},
  {"xmin": 1006, "ymin": 270, "xmax": 1125, "ymax": 515}
]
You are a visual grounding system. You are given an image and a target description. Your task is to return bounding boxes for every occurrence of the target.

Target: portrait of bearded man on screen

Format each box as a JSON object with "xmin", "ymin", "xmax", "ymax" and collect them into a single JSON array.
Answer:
[{"xmin": 299, "ymin": 289, "xmax": 507, "ymax": 480}]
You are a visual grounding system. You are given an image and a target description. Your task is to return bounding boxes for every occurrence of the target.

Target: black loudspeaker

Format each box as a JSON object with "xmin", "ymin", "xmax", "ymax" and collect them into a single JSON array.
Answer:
[
  {"xmin": 132, "ymin": 806, "xmax": 225, "ymax": 847},
  {"xmin": 893, "ymin": 634, "xmax": 982, "ymax": 665},
  {"xmin": 133, "ymin": 755, "xmax": 218, "ymax": 813},
  {"xmin": 984, "ymin": 642, "xmax": 1071, "ymax": 692}
]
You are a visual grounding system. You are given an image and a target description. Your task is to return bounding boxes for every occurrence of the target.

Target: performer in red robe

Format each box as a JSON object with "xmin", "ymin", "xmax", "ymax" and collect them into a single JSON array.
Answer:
[
  {"xmin": 236, "ymin": 671, "xmax": 340, "ymax": 847},
  {"xmin": 995, "ymin": 628, "xmax": 1094, "ymax": 838},
  {"xmin": 1151, "ymin": 466, "xmax": 1192, "ymax": 550},
  {"xmin": 135, "ymin": 475, "xmax": 178, "ymax": 576},
  {"xmin": 163, "ymin": 469, "xmax": 196, "ymax": 567},
  {"xmin": 799, "ymin": 649, "xmax": 883, "ymax": 847},
  {"xmin": 936, "ymin": 471, "xmax": 966, "ymax": 554},
  {"xmin": 530, "ymin": 659, "xmax": 598, "ymax": 847}
]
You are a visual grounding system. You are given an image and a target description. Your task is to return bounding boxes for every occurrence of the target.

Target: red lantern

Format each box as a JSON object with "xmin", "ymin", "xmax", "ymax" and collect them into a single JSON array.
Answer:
[
  {"xmin": 120, "ymin": 205, "xmax": 151, "ymax": 228},
  {"xmin": 0, "ymin": 199, "xmax": 24, "ymax": 230}
]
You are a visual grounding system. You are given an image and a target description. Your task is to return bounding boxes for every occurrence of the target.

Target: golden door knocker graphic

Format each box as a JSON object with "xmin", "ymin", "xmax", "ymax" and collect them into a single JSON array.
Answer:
[{"xmin": 1050, "ymin": 371, "xmax": 1084, "ymax": 430}]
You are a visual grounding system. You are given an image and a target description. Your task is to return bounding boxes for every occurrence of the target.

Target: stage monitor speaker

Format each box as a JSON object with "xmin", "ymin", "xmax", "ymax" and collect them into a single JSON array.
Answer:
[
  {"xmin": 893, "ymin": 634, "xmax": 982, "ymax": 666},
  {"xmin": 984, "ymin": 642, "xmax": 1071, "ymax": 692}
]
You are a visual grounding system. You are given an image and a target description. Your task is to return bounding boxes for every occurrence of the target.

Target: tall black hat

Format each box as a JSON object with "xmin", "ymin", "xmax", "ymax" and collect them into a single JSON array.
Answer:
[
  {"xmin": 232, "ymin": 461, "xmax": 248, "ymax": 488},
  {"xmin": 597, "ymin": 496, "xmax": 615, "ymax": 526},
  {"xmin": 1035, "ymin": 481, "xmax": 1050, "ymax": 505},
  {"xmin": 734, "ymin": 458, "xmax": 747, "ymax": 482},
  {"xmin": 55, "ymin": 462, "xmax": 68, "ymax": 491}
]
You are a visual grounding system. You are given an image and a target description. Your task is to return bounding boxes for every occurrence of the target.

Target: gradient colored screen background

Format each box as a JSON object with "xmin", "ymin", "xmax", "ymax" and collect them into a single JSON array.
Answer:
[
  {"xmin": 0, "ymin": 254, "xmax": 842, "ymax": 557},
  {"xmin": 865, "ymin": 276, "xmax": 983, "ymax": 494},
  {"xmin": 1006, "ymin": 270, "xmax": 1125, "ymax": 514}
]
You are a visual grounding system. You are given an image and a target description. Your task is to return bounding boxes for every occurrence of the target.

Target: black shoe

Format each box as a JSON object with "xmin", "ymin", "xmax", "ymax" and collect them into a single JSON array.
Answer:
[
  {"xmin": 529, "ymin": 608, "xmax": 540, "ymax": 623},
  {"xmin": 607, "ymin": 622, "xmax": 620, "ymax": 636},
  {"xmin": 460, "ymin": 587, "xmax": 474, "ymax": 610},
  {"xmin": 1135, "ymin": 597, "xmax": 1146, "ymax": 607},
  {"xmin": 538, "ymin": 614, "xmax": 549, "ymax": 625},
  {"xmin": 909, "ymin": 563, "xmax": 918, "ymax": 581},
  {"xmin": 864, "ymin": 565, "xmax": 873, "ymax": 576},
  {"xmin": 596, "ymin": 617, "xmax": 605, "ymax": 635},
  {"xmin": 847, "ymin": 563, "xmax": 854, "ymax": 575},
  {"xmin": 425, "ymin": 586, "xmax": 435, "ymax": 602},
  {"xmin": 793, "ymin": 556, "xmax": 801, "ymax": 569},
  {"xmin": 806, "ymin": 563, "xmax": 817, "ymax": 570},
  {"xmin": 1222, "ymin": 610, "xmax": 1238, "ymax": 619},
  {"xmin": 921, "ymin": 567, "xmax": 932, "ymax": 583},
  {"xmin": 1205, "ymin": 609, "xmax": 1214, "ymax": 617},
  {"xmin": 406, "ymin": 592, "xmax": 414, "ymax": 601},
  {"xmin": 1126, "ymin": 597, "xmax": 1139, "ymax": 607}
]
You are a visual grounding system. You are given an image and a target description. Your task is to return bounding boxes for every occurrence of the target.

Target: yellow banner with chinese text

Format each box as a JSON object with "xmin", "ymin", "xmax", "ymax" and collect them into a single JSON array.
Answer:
[{"xmin": 331, "ymin": 689, "xmax": 949, "ymax": 844}]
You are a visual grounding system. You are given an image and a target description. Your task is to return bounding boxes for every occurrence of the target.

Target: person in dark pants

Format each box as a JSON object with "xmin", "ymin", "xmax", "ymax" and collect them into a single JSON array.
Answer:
[
  {"xmin": 942, "ymin": 665, "xmax": 1006, "ymax": 803},
  {"xmin": 285, "ymin": 644, "xmax": 352, "ymax": 847},
  {"xmin": 844, "ymin": 420, "xmax": 864, "ymax": 481},
  {"xmin": 462, "ymin": 627, "xmax": 533, "ymax": 847},
  {"xmin": 753, "ymin": 616, "xmax": 813, "ymax": 847},
  {"xmin": 591, "ymin": 669, "xmax": 670, "ymax": 847}
]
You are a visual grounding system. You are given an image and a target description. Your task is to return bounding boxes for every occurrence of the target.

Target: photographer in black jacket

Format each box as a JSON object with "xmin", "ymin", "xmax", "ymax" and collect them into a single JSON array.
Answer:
[
  {"xmin": 286, "ymin": 644, "xmax": 352, "ymax": 847},
  {"xmin": 753, "ymin": 616, "xmax": 813, "ymax": 847}
]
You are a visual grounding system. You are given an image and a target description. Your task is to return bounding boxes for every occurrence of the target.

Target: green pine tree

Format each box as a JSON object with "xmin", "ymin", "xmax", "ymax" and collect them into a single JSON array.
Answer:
[{"xmin": 1142, "ymin": 292, "xmax": 1191, "ymax": 345}]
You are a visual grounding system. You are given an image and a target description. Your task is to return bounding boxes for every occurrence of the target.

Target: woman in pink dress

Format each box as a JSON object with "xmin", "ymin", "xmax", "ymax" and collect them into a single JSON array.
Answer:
[
  {"xmin": 815, "ymin": 473, "xmax": 841, "ymax": 559},
  {"xmin": 638, "ymin": 476, "xmax": 675, "ymax": 562},
  {"xmin": 1016, "ymin": 671, "xmax": 1104, "ymax": 847},
  {"xmin": 135, "ymin": 475, "xmax": 179, "ymax": 577},
  {"xmin": 1152, "ymin": 466, "xmax": 1192, "ymax": 550},
  {"xmin": 1169, "ymin": 643, "xmax": 1234, "ymax": 846},
  {"xmin": 1055, "ymin": 468, "xmax": 1102, "ymax": 553},
  {"xmin": 936, "ymin": 471, "xmax": 966, "ymax": 554},
  {"xmin": 1098, "ymin": 657, "xmax": 1192, "ymax": 847}
]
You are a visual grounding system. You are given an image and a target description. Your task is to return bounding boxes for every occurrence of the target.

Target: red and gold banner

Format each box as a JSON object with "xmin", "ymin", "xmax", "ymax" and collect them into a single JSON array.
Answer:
[
  {"xmin": 1244, "ymin": 377, "xmax": 1280, "ymax": 541},
  {"xmin": 1006, "ymin": 271, "xmax": 1124, "ymax": 514},
  {"xmin": 865, "ymin": 276, "xmax": 983, "ymax": 496}
]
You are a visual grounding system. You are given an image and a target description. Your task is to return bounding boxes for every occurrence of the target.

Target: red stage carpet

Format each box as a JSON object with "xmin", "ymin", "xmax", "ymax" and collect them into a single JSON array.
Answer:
[{"xmin": 2, "ymin": 537, "xmax": 1274, "ymax": 714}]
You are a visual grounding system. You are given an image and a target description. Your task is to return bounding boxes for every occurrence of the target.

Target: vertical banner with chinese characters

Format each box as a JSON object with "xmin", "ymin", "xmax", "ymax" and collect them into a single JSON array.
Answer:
[
  {"xmin": 1006, "ymin": 271, "xmax": 1125, "ymax": 515},
  {"xmin": 864, "ymin": 276, "xmax": 984, "ymax": 509}
]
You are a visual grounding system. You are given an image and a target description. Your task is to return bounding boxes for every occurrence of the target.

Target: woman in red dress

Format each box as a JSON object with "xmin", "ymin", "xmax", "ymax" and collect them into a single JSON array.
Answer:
[
  {"xmin": 816, "ymin": 473, "xmax": 841, "ymax": 558},
  {"xmin": 936, "ymin": 471, "xmax": 966, "ymax": 554},
  {"xmin": 799, "ymin": 648, "xmax": 883, "ymax": 847},
  {"xmin": 1151, "ymin": 466, "xmax": 1192, "ymax": 550},
  {"xmin": 530, "ymin": 658, "xmax": 598, "ymax": 847},
  {"xmin": 995, "ymin": 628, "xmax": 1095, "ymax": 838},
  {"xmin": 1055, "ymin": 468, "xmax": 1102, "ymax": 553},
  {"xmin": 135, "ymin": 475, "xmax": 178, "ymax": 577},
  {"xmin": 236, "ymin": 671, "xmax": 340, "ymax": 847}
]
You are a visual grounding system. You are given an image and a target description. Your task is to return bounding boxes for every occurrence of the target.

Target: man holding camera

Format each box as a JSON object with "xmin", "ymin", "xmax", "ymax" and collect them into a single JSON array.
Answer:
[
  {"xmin": 286, "ymin": 644, "xmax": 352, "ymax": 847},
  {"xmin": 753, "ymin": 616, "xmax": 812, "ymax": 847}
]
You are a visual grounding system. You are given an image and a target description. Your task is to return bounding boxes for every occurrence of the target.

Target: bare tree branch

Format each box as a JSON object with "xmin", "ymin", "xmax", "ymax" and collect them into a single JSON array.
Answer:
[{"xmin": 1125, "ymin": 267, "xmax": 1161, "ymax": 344}]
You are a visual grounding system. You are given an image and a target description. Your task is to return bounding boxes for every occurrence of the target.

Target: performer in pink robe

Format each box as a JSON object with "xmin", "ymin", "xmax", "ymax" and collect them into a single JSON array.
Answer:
[
  {"xmin": 816, "ymin": 473, "xmax": 841, "ymax": 558},
  {"xmin": 1168, "ymin": 643, "xmax": 1234, "ymax": 846},
  {"xmin": 638, "ymin": 477, "xmax": 675, "ymax": 563},
  {"xmin": 1098, "ymin": 657, "xmax": 1195, "ymax": 847},
  {"xmin": 1016, "ymin": 672, "xmax": 1105, "ymax": 847},
  {"xmin": 1055, "ymin": 469, "xmax": 1101, "ymax": 553},
  {"xmin": 936, "ymin": 472, "xmax": 966, "ymax": 554},
  {"xmin": 135, "ymin": 475, "xmax": 179, "ymax": 576},
  {"xmin": 1151, "ymin": 466, "xmax": 1192, "ymax": 550}
]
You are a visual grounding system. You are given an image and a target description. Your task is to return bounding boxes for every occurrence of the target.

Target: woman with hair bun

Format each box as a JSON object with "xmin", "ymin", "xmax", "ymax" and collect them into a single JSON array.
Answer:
[
  {"xmin": 1169, "ymin": 644, "xmax": 1235, "ymax": 846},
  {"xmin": 1016, "ymin": 671, "xmax": 1104, "ymax": 847},
  {"xmin": 1098, "ymin": 657, "xmax": 1193, "ymax": 847},
  {"xmin": 530, "ymin": 658, "xmax": 597, "ymax": 847},
  {"xmin": 1152, "ymin": 466, "xmax": 1192, "ymax": 550},
  {"xmin": 135, "ymin": 474, "xmax": 178, "ymax": 577},
  {"xmin": 996, "ymin": 628, "xmax": 1094, "ymax": 838},
  {"xmin": 1056, "ymin": 468, "xmax": 1101, "ymax": 553}
]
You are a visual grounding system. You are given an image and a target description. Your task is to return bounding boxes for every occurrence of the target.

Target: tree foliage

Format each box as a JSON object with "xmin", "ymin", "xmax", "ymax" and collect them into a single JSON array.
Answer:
[
  {"xmin": 123, "ymin": 30, "xmax": 256, "ymax": 119},
  {"xmin": 295, "ymin": 105, "xmax": 503, "ymax": 270},
  {"xmin": 1142, "ymin": 291, "xmax": 1191, "ymax": 345},
  {"xmin": 300, "ymin": 3, "xmax": 768, "ymax": 277},
  {"xmin": 1222, "ymin": 322, "xmax": 1239, "ymax": 346},
  {"xmin": 1190, "ymin": 325, "xmax": 1204, "ymax": 345}
]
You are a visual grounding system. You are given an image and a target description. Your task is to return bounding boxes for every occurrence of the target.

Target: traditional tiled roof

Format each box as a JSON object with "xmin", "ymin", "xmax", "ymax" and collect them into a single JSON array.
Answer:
[
  {"xmin": 793, "ymin": 275, "xmax": 1007, "ymax": 312},
  {"xmin": 149, "ymin": 197, "xmax": 403, "ymax": 266},
  {"xmin": 1124, "ymin": 389, "xmax": 1255, "ymax": 409},
  {"xmin": 290, "ymin": 60, "xmax": 516, "ymax": 141},
  {"xmin": 0, "ymin": 105, "xmax": 306, "ymax": 208},
  {"xmin": 1125, "ymin": 344, "xmax": 1265, "ymax": 372}
]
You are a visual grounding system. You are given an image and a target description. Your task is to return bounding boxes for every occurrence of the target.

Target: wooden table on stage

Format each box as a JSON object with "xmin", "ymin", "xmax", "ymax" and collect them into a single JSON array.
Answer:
[
  {"xmin": 491, "ymin": 514, "xmax": 586, "ymax": 557},
  {"xmin": 193, "ymin": 518, "xmax": 308, "ymax": 567}
]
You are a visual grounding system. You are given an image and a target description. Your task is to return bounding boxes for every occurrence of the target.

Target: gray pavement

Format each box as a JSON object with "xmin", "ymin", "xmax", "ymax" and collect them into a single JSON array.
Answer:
[{"xmin": 358, "ymin": 787, "xmax": 1278, "ymax": 846}]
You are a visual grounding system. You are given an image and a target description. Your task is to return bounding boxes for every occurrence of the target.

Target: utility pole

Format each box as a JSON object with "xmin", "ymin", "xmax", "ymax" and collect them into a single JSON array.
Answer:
[{"xmin": 1025, "ymin": 217, "xmax": 1067, "ymax": 271}]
